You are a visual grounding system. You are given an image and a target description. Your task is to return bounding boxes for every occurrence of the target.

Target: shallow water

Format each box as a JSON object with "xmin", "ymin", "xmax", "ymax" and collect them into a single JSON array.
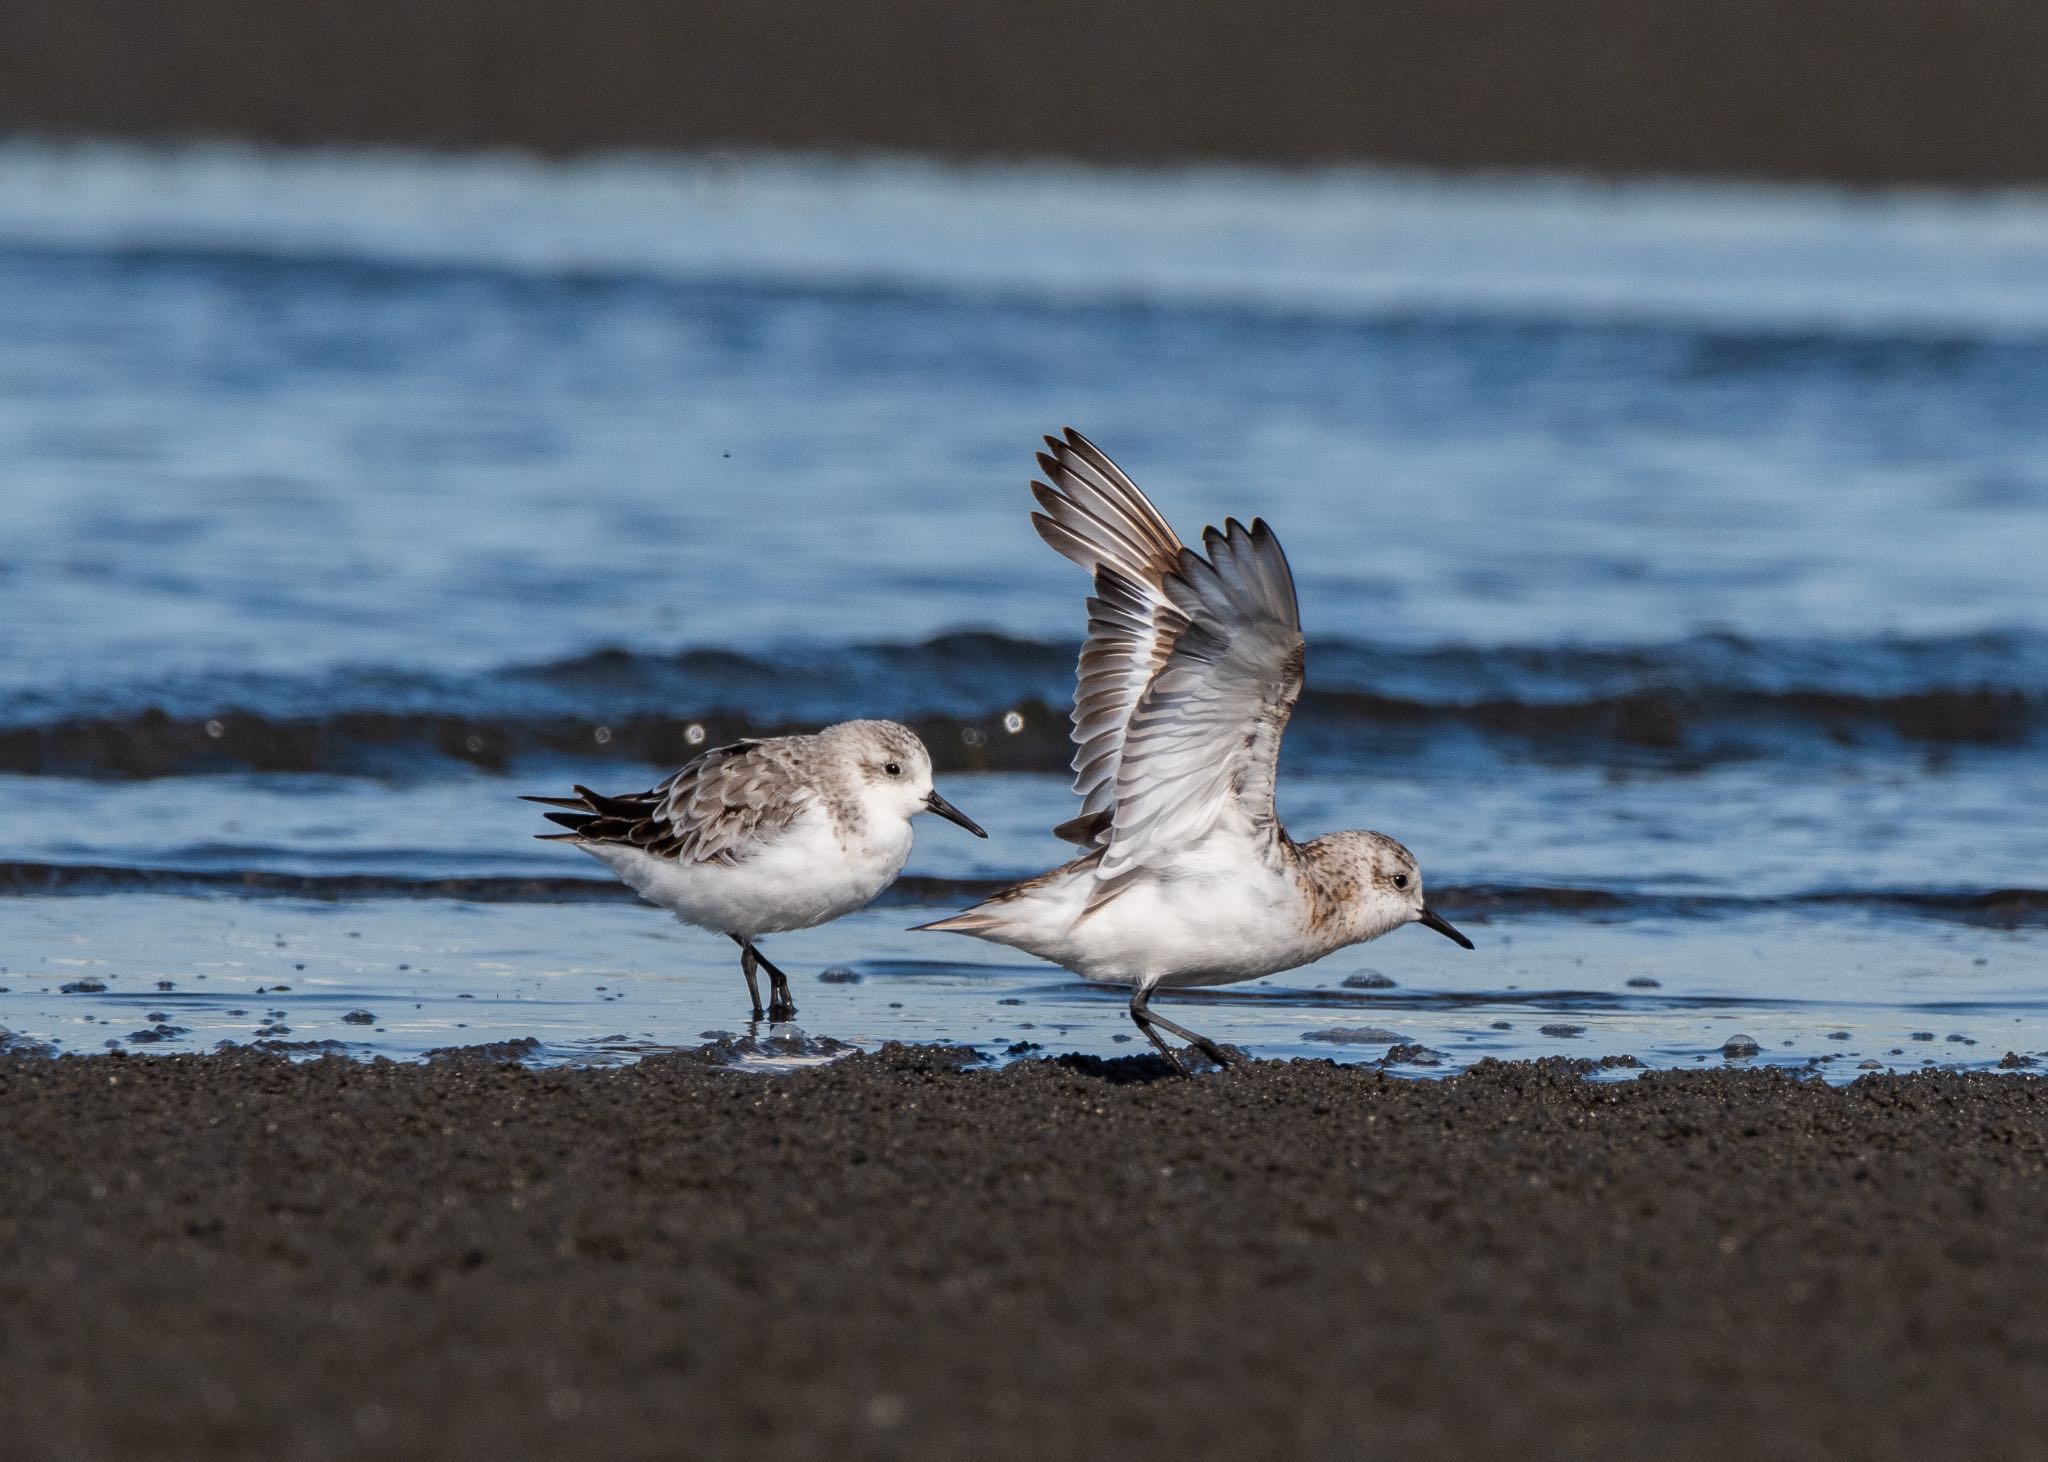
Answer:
[
  {"xmin": 0, "ymin": 143, "xmax": 2041, "ymax": 1076},
  {"xmin": 3, "ymin": 891, "xmax": 2039, "ymax": 1076}
]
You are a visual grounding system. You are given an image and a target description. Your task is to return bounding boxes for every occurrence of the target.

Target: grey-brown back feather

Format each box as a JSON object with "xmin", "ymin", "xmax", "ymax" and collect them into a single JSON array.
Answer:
[{"xmin": 520, "ymin": 738, "xmax": 809, "ymax": 865}]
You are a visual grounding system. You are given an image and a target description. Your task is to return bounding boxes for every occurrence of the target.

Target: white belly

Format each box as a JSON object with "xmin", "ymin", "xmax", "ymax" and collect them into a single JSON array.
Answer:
[
  {"xmin": 969, "ymin": 840, "xmax": 1337, "ymax": 989},
  {"xmin": 580, "ymin": 811, "xmax": 912, "ymax": 940}
]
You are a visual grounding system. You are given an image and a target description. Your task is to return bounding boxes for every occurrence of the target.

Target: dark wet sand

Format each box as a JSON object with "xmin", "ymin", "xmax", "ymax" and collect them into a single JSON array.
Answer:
[
  {"xmin": 6, "ymin": 1046, "xmax": 2048, "ymax": 1459},
  {"xmin": 7, "ymin": 1, "xmax": 2048, "ymax": 184}
]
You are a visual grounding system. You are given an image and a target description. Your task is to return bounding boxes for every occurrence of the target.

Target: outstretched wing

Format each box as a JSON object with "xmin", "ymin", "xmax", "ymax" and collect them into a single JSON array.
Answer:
[
  {"xmin": 1095, "ymin": 518, "xmax": 1304, "ymax": 885},
  {"xmin": 1030, "ymin": 428, "xmax": 1189, "ymax": 845},
  {"xmin": 1027, "ymin": 428, "xmax": 1305, "ymax": 888},
  {"xmin": 521, "ymin": 738, "xmax": 808, "ymax": 864}
]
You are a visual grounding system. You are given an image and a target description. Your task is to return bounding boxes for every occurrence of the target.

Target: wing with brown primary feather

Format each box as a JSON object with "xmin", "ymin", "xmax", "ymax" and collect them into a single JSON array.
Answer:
[
  {"xmin": 1027, "ymin": 428, "xmax": 1306, "ymax": 889},
  {"xmin": 1030, "ymin": 427, "xmax": 1188, "ymax": 845},
  {"xmin": 524, "ymin": 739, "xmax": 810, "ymax": 864}
]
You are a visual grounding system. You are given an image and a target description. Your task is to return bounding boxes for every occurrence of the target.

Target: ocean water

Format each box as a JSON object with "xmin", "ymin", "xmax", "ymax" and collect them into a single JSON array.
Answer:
[{"xmin": 0, "ymin": 142, "xmax": 2042, "ymax": 1075}]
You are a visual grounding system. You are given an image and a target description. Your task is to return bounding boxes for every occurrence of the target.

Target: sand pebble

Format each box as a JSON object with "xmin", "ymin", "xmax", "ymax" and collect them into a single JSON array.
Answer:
[
  {"xmin": 1302, "ymin": 1026, "xmax": 1407, "ymax": 1045},
  {"xmin": 1342, "ymin": 971, "xmax": 1396, "ymax": 990}
]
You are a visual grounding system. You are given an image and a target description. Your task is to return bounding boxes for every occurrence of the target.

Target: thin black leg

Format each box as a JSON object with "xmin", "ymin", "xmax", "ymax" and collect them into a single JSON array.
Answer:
[
  {"xmin": 1129, "ymin": 986, "xmax": 1237, "ymax": 1073},
  {"xmin": 1128, "ymin": 991, "xmax": 1190, "ymax": 1075},
  {"xmin": 731, "ymin": 935, "xmax": 766, "ymax": 1021},
  {"xmin": 749, "ymin": 941, "xmax": 798, "ymax": 1023}
]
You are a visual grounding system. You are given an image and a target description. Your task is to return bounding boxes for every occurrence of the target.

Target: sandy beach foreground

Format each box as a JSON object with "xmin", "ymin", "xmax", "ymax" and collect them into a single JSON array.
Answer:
[{"xmin": 5, "ymin": 1047, "xmax": 2047, "ymax": 1458}]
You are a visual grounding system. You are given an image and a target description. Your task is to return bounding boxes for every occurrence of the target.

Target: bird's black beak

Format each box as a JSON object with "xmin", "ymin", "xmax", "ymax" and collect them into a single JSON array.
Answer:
[
  {"xmin": 925, "ymin": 789, "xmax": 987, "ymax": 838},
  {"xmin": 1417, "ymin": 907, "xmax": 1475, "ymax": 949}
]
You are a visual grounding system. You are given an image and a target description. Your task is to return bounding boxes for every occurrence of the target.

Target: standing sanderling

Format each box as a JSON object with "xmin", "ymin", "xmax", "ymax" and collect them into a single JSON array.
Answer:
[
  {"xmin": 527, "ymin": 720, "xmax": 985, "ymax": 1022},
  {"xmin": 918, "ymin": 429, "xmax": 1472, "ymax": 1071}
]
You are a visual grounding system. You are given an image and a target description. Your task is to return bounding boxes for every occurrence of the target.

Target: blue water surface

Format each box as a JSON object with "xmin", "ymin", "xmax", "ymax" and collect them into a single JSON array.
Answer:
[{"xmin": 0, "ymin": 144, "xmax": 2041, "ymax": 1073}]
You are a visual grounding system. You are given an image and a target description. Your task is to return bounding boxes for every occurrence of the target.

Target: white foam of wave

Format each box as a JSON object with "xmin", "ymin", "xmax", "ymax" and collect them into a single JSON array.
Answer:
[{"xmin": 4, "ymin": 140, "xmax": 2048, "ymax": 337}]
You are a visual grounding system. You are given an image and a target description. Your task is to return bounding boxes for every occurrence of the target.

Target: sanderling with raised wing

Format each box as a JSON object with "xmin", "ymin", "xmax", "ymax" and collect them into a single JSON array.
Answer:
[
  {"xmin": 526, "ymin": 720, "xmax": 985, "ymax": 1022},
  {"xmin": 918, "ymin": 429, "xmax": 1472, "ymax": 1072}
]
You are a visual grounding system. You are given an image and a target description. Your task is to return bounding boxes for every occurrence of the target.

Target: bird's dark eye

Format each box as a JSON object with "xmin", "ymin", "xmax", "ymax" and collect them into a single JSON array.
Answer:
[
  {"xmin": 1393, "ymin": 873, "xmax": 1409, "ymax": 889},
  {"xmin": 884, "ymin": 762, "xmax": 902, "ymax": 777}
]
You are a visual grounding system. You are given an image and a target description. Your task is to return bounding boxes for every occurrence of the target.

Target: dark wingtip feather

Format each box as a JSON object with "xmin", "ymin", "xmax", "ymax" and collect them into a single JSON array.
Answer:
[
  {"xmin": 1052, "ymin": 809, "xmax": 1112, "ymax": 846},
  {"xmin": 520, "ymin": 793, "xmax": 588, "ymax": 809}
]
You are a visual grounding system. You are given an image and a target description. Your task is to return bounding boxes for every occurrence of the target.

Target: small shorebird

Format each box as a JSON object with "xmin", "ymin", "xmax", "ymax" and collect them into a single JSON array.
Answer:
[
  {"xmin": 919, "ymin": 429, "xmax": 1472, "ymax": 1071},
  {"xmin": 526, "ymin": 720, "xmax": 985, "ymax": 1022}
]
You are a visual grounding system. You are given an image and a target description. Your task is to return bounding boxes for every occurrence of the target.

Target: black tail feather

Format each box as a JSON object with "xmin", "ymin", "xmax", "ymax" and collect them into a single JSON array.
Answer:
[
  {"xmin": 572, "ymin": 783, "xmax": 654, "ymax": 818},
  {"xmin": 525, "ymin": 783, "xmax": 658, "ymax": 845}
]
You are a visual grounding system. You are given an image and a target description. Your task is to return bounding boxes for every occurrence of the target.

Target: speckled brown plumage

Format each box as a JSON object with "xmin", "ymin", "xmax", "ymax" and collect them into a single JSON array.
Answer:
[{"xmin": 526, "ymin": 722, "xmax": 935, "ymax": 865}]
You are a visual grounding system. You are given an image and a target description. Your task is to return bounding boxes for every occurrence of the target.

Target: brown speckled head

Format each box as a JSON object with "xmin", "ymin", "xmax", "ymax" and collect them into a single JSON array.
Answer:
[{"xmin": 1296, "ymin": 829, "xmax": 1464, "ymax": 949}]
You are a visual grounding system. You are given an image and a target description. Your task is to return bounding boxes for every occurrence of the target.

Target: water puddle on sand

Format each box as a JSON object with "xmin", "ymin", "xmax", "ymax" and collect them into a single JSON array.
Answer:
[{"xmin": 0, "ymin": 893, "xmax": 2039, "ymax": 1081}]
